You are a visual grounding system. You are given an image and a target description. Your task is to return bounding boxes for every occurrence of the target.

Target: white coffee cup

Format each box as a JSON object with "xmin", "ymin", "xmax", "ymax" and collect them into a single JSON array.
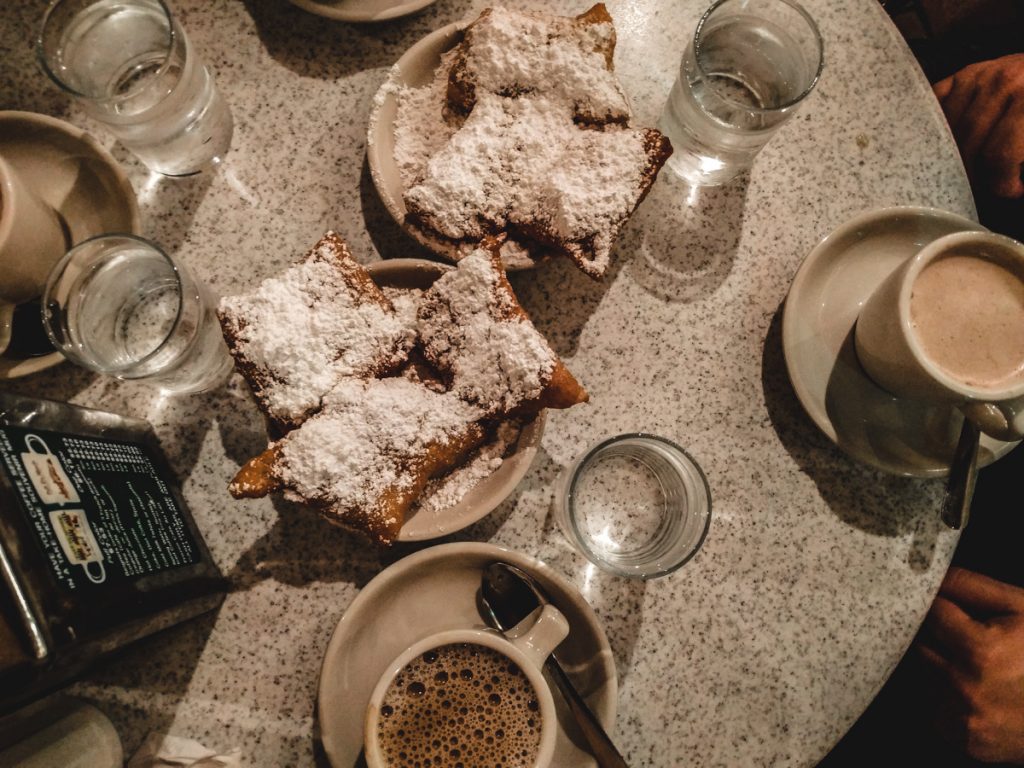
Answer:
[
  {"xmin": 855, "ymin": 230, "xmax": 1024, "ymax": 441},
  {"xmin": 0, "ymin": 154, "xmax": 68, "ymax": 353},
  {"xmin": 364, "ymin": 605, "xmax": 569, "ymax": 768}
]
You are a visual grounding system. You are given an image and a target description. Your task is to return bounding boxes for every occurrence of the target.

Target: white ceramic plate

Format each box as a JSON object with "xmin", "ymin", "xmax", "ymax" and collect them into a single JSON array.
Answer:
[
  {"xmin": 366, "ymin": 258, "xmax": 546, "ymax": 541},
  {"xmin": 782, "ymin": 206, "xmax": 1019, "ymax": 477},
  {"xmin": 288, "ymin": 0, "xmax": 436, "ymax": 22},
  {"xmin": 317, "ymin": 542, "xmax": 618, "ymax": 768},
  {"xmin": 0, "ymin": 111, "xmax": 141, "ymax": 380}
]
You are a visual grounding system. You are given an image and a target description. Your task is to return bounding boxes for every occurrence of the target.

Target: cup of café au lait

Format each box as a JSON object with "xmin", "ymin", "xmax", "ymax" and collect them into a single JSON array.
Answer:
[
  {"xmin": 364, "ymin": 605, "xmax": 569, "ymax": 768},
  {"xmin": 854, "ymin": 230, "xmax": 1024, "ymax": 441}
]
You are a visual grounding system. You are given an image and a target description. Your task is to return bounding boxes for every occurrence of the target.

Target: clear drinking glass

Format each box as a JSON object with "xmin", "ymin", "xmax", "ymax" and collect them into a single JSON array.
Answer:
[
  {"xmin": 42, "ymin": 234, "xmax": 233, "ymax": 394},
  {"xmin": 553, "ymin": 434, "xmax": 712, "ymax": 579},
  {"xmin": 659, "ymin": 0, "xmax": 824, "ymax": 186},
  {"xmin": 38, "ymin": 0, "xmax": 233, "ymax": 176}
]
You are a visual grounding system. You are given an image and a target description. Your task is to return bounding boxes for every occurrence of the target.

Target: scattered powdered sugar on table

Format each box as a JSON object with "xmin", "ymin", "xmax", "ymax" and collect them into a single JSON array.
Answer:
[
  {"xmin": 414, "ymin": 420, "xmax": 523, "ymax": 515},
  {"xmin": 419, "ymin": 248, "xmax": 555, "ymax": 414},
  {"xmin": 218, "ymin": 236, "xmax": 412, "ymax": 423},
  {"xmin": 458, "ymin": 6, "xmax": 629, "ymax": 123},
  {"xmin": 276, "ymin": 377, "xmax": 483, "ymax": 519}
]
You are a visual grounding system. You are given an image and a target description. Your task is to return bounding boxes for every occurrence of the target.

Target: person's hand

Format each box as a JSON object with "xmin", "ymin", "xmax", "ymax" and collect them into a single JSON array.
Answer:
[
  {"xmin": 934, "ymin": 54, "xmax": 1024, "ymax": 199},
  {"xmin": 917, "ymin": 567, "xmax": 1024, "ymax": 763}
]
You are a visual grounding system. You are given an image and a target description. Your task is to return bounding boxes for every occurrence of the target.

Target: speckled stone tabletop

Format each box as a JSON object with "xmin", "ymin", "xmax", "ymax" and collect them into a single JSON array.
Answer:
[{"xmin": 0, "ymin": 0, "xmax": 976, "ymax": 765}]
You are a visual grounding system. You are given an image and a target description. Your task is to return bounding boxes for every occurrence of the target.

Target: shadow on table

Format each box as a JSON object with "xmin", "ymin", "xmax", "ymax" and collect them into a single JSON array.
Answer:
[
  {"xmin": 760, "ymin": 304, "xmax": 943, "ymax": 572},
  {"xmin": 240, "ymin": 0, "xmax": 470, "ymax": 82},
  {"xmin": 229, "ymin": 498, "xmax": 383, "ymax": 591},
  {"xmin": 533, "ymin": 458, "xmax": 648, "ymax": 685},
  {"xmin": 71, "ymin": 610, "xmax": 220, "ymax": 759},
  {"xmin": 624, "ymin": 170, "xmax": 749, "ymax": 304},
  {"xmin": 359, "ymin": 155, "xmax": 439, "ymax": 264}
]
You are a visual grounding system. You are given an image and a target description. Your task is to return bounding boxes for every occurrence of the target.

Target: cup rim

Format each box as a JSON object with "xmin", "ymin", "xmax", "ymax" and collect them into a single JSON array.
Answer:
[
  {"xmin": 561, "ymin": 432, "xmax": 712, "ymax": 579},
  {"xmin": 363, "ymin": 628, "xmax": 558, "ymax": 768},
  {"xmin": 37, "ymin": 0, "xmax": 178, "ymax": 102},
  {"xmin": 692, "ymin": 0, "xmax": 825, "ymax": 115},
  {"xmin": 897, "ymin": 230, "xmax": 1024, "ymax": 401},
  {"xmin": 41, "ymin": 232, "xmax": 190, "ymax": 376}
]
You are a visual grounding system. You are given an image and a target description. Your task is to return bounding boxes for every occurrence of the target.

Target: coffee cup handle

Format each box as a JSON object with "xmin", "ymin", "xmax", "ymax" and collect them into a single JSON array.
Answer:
[
  {"xmin": 0, "ymin": 301, "xmax": 13, "ymax": 356},
  {"xmin": 962, "ymin": 399, "xmax": 1024, "ymax": 442},
  {"xmin": 504, "ymin": 605, "xmax": 569, "ymax": 670}
]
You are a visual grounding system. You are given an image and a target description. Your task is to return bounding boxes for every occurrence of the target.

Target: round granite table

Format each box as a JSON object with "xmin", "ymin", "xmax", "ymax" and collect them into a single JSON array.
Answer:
[{"xmin": 0, "ymin": 0, "xmax": 977, "ymax": 765}]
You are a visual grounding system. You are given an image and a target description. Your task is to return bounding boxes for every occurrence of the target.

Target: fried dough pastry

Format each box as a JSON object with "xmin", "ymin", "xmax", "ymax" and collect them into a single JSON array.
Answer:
[
  {"xmin": 417, "ymin": 241, "xmax": 588, "ymax": 417},
  {"xmin": 446, "ymin": 4, "xmax": 628, "ymax": 125},
  {"xmin": 400, "ymin": 5, "xmax": 672, "ymax": 279},
  {"xmin": 218, "ymin": 232, "xmax": 415, "ymax": 434},
  {"xmin": 229, "ymin": 377, "xmax": 487, "ymax": 547}
]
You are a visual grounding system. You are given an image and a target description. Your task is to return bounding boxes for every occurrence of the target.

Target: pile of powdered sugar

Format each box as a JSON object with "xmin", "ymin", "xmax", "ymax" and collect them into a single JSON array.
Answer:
[
  {"xmin": 276, "ymin": 377, "xmax": 484, "ymax": 524},
  {"xmin": 454, "ymin": 6, "xmax": 629, "ymax": 123},
  {"xmin": 418, "ymin": 248, "xmax": 556, "ymax": 415},
  {"xmin": 390, "ymin": 6, "xmax": 655, "ymax": 276},
  {"xmin": 406, "ymin": 93, "xmax": 650, "ymax": 275},
  {"xmin": 219, "ymin": 234, "xmax": 413, "ymax": 423}
]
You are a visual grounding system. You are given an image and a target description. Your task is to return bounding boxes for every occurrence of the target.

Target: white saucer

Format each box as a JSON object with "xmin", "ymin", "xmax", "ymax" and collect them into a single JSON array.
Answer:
[
  {"xmin": 365, "ymin": 259, "xmax": 545, "ymax": 542},
  {"xmin": 782, "ymin": 206, "xmax": 1019, "ymax": 477},
  {"xmin": 288, "ymin": 0, "xmax": 436, "ymax": 22},
  {"xmin": 0, "ymin": 111, "xmax": 140, "ymax": 380},
  {"xmin": 318, "ymin": 542, "xmax": 617, "ymax": 768}
]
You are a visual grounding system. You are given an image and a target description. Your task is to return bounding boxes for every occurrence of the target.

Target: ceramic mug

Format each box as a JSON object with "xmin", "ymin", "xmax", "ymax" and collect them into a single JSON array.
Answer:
[
  {"xmin": 364, "ymin": 605, "xmax": 569, "ymax": 768},
  {"xmin": 0, "ymin": 154, "xmax": 67, "ymax": 353},
  {"xmin": 854, "ymin": 230, "xmax": 1024, "ymax": 441}
]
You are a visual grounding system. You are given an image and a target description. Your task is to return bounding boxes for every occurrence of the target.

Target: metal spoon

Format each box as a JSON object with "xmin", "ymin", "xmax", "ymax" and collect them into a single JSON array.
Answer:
[
  {"xmin": 941, "ymin": 416, "xmax": 980, "ymax": 530},
  {"xmin": 480, "ymin": 562, "xmax": 629, "ymax": 768}
]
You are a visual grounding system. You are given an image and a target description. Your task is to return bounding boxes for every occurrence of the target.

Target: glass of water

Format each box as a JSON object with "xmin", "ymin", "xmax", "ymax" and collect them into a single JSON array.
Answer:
[
  {"xmin": 38, "ymin": 0, "xmax": 233, "ymax": 176},
  {"xmin": 42, "ymin": 234, "xmax": 233, "ymax": 394},
  {"xmin": 553, "ymin": 434, "xmax": 712, "ymax": 579},
  {"xmin": 659, "ymin": 0, "xmax": 823, "ymax": 186}
]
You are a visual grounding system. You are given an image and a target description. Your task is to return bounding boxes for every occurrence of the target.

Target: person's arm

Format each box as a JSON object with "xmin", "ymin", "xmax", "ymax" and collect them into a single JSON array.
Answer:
[
  {"xmin": 934, "ymin": 53, "xmax": 1024, "ymax": 199},
  {"xmin": 917, "ymin": 567, "xmax": 1024, "ymax": 763}
]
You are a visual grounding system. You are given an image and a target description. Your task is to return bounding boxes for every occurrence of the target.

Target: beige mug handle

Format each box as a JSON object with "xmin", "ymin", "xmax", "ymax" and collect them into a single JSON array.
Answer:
[
  {"xmin": 962, "ymin": 399, "xmax": 1024, "ymax": 442},
  {"xmin": 503, "ymin": 604, "xmax": 569, "ymax": 670},
  {"xmin": 0, "ymin": 301, "xmax": 14, "ymax": 356}
]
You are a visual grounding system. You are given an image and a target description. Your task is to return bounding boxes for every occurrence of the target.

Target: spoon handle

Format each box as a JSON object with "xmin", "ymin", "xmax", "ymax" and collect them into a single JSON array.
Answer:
[
  {"xmin": 546, "ymin": 655, "xmax": 629, "ymax": 768},
  {"xmin": 942, "ymin": 417, "xmax": 980, "ymax": 530}
]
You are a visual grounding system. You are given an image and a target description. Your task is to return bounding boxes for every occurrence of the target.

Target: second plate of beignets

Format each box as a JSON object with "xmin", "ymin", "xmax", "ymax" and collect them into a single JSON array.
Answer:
[
  {"xmin": 417, "ymin": 244, "xmax": 588, "ymax": 417},
  {"xmin": 230, "ymin": 376, "xmax": 487, "ymax": 546},
  {"xmin": 218, "ymin": 231, "xmax": 416, "ymax": 433}
]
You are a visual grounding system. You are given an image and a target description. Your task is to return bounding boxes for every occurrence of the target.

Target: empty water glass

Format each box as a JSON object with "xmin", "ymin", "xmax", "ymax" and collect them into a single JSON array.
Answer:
[
  {"xmin": 38, "ymin": 0, "xmax": 233, "ymax": 176},
  {"xmin": 553, "ymin": 434, "xmax": 712, "ymax": 579},
  {"xmin": 42, "ymin": 234, "xmax": 232, "ymax": 394},
  {"xmin": 659, "ymin": 0, "xmax": 824, "ymax": 186}
]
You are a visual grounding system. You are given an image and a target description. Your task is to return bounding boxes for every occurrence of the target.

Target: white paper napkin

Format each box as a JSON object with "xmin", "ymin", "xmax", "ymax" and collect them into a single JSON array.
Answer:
[{"xmin": 127, "ymin": 733, "xmax": 242, "ymax": 768}]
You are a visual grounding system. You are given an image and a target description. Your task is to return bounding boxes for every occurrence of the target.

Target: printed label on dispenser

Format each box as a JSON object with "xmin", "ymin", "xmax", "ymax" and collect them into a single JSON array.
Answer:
[{"xmin": 0, "ymin": 426, "xmax": 199, "ymax": 591}]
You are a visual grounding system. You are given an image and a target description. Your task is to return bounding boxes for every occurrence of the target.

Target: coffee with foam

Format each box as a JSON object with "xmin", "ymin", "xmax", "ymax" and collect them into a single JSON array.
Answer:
[
  {"xmin": 910, "ymin": 252, "xmax": 1024, "ymax": 391},
  {"xmin": 375, "ymin": 642, "xmax": 542, "ymax": 768}
]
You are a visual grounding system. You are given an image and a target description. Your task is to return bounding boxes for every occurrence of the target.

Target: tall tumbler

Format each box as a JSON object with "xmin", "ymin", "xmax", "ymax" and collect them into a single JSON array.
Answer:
[
  {"xmin": 38, "ymin": 0, "xmax": 233, "ymax": 176},
  {"xmin": 659, "ymin": 0, "xmax": 824, "ymax": 186}
]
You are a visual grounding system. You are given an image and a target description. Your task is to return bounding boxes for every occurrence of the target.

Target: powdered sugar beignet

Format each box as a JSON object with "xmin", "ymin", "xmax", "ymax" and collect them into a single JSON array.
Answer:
[
  {"xmin": 230, "ymin": 377, "xmax": 487, "ymax": 546},
  {"xmin": 417, "ymin": 244, "xmax": 588, "ymax": 417}
]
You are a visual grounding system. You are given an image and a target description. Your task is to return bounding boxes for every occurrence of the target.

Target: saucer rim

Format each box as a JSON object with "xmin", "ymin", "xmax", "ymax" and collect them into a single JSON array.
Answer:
[
  {"xmin": 364, "ymin": 258, "xmax": 547, "ymax": 543},
  {"xmin": 0, "ymin": 110, "xmax": 141, "ymax": 380},
  {"xmin": 317, "ymin": 541, "xmax": 618, "ymax": 768},
  {"xmin": 288, "ymin": 0, "xmax": 436, "ymax": 22},
  {"xmin": 782, "ymin": 205, "xmax": 1020, "ymax": 477}
]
